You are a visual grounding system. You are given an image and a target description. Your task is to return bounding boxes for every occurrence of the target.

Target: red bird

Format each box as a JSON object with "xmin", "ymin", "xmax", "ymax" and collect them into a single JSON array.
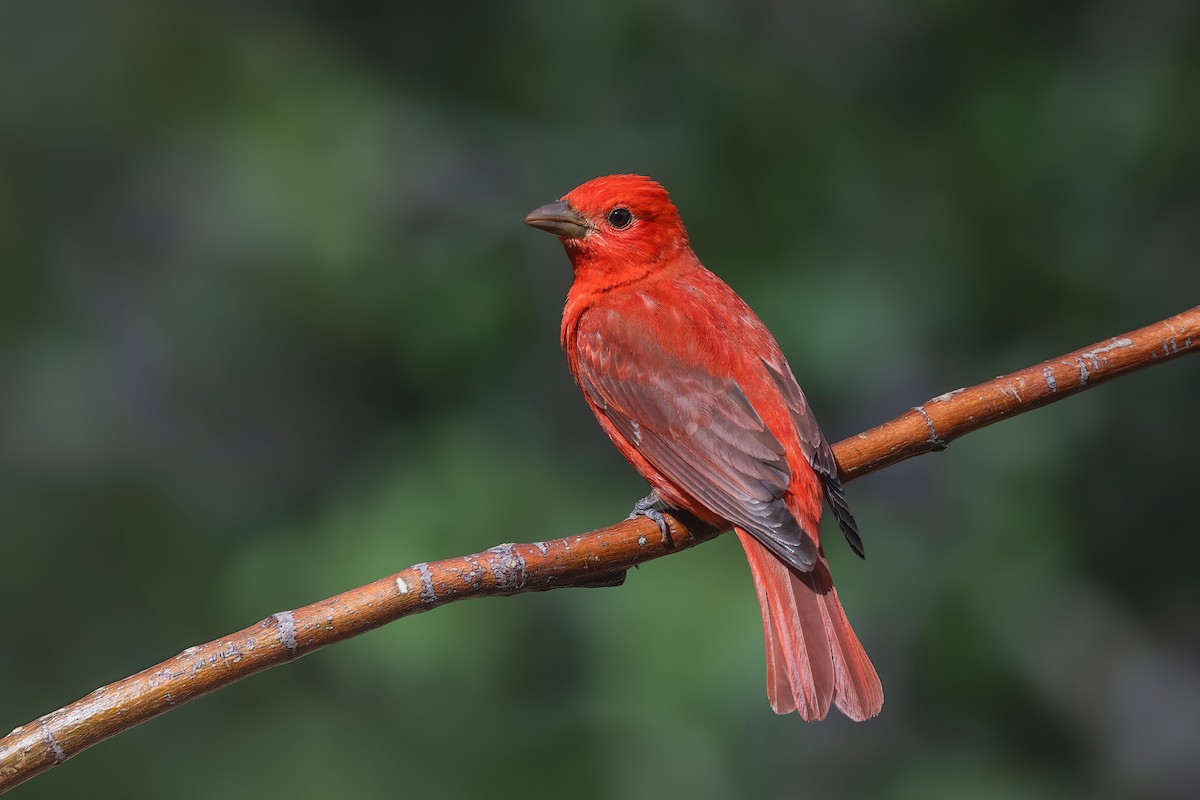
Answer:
[{"xmin": 523, "ymin": 175, "xmax": 882, "ymax": 721}]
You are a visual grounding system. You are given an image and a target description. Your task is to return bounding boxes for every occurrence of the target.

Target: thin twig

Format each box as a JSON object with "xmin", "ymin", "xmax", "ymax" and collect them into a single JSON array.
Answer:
[{"xmin": 1, "ymin": 306, "xmax": 1196, "ymax": 794}]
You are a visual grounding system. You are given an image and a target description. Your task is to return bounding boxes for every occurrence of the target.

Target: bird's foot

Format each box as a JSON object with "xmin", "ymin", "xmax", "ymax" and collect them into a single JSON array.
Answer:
[{"xmin": 628, "ymin": 491, "xmax": 672, "ymax": 544}]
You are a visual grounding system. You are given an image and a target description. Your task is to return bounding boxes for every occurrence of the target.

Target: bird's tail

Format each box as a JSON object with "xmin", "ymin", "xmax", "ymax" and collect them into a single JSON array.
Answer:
[{"xmin": 735, "ymin": 528, "xmax": 883, "ymax": 721}]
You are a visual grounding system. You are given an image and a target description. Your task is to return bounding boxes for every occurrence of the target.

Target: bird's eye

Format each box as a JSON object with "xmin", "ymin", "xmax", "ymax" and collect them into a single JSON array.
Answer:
[{"xmin": 607, "ymin": 207, "xmax": 633, "ymax": 230}]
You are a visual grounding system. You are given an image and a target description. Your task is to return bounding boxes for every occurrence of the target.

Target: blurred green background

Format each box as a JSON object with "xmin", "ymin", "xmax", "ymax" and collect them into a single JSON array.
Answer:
[{"xmin": 2, "ymin": 1, "xmax": 1198, "ymax": 798}]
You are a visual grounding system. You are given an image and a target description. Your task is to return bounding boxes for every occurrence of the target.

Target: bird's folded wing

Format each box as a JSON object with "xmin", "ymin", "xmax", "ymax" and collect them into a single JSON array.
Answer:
[{"xmin": 575, "ymin": 309, "xmax": 818, "ymax": 572}]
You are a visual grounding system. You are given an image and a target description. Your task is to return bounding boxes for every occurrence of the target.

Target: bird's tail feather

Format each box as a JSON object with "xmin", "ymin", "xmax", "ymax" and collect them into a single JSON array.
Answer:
[{"xmin": 736, "ymin": 528, "xmax": 883, "ymax": 721}]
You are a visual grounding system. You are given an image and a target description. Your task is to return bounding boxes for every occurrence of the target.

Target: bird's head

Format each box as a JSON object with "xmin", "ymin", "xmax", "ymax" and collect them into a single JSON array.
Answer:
[{"xmin": 523, "ymin": 174, "xmax": 691, "ymax": 278}]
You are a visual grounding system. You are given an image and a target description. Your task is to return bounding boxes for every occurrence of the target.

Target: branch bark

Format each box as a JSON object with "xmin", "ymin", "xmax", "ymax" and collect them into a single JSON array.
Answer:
[{"xmin": 2, "ymin": 306, "xmax": 1197, "ymax": 794}]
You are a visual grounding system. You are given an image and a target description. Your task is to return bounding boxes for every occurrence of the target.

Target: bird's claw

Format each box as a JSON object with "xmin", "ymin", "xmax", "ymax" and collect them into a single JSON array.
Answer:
[{"xmin": 628, "ymin": 491, "xmax": 672, "ymax": 544}]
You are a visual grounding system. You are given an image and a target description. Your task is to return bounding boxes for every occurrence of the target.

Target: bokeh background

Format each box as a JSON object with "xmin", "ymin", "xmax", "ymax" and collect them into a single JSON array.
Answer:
[{"xmin": 2, "ymin": 2, "xmax": 1198, "ymax": 798}]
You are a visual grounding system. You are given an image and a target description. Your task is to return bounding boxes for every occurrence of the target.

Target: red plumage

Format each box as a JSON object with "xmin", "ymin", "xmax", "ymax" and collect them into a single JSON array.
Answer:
[{"xmin": 524, "ymin": 174, "xmax": 883, "ymax": 720}]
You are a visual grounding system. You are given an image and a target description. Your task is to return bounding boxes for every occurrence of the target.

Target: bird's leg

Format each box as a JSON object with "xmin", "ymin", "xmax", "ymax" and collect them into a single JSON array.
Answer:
[{"xmin": 629, "ymin": 490, "xmax": 672, "ymax": 544}]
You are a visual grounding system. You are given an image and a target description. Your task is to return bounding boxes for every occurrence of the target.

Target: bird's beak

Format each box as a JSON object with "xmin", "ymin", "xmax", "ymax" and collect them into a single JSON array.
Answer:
[{"xmin": 522, "ymin": 200, "xmax": 590, "ymax": 240}]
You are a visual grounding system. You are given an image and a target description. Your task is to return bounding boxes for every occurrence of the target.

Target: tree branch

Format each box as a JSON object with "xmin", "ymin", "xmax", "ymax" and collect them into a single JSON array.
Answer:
[{"xmin": 2, "ymin": 306, "xmax": 1196, "ymax": 794}]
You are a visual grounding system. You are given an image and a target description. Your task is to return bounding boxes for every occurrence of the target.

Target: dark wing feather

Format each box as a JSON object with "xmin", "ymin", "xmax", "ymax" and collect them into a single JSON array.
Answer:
[
  {"xmin": 576, "ymin": 311, "xmax": 818, "ymax": 572},
  {"xmin": 761, "ymin": 358, "xmax": 864, "ymax": 558}
]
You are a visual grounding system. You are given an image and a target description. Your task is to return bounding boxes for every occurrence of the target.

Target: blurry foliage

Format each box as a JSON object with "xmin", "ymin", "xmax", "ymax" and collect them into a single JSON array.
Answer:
[{"xmin": 1, "ymin": 1, "xmax": 1198, "ymax": 798}]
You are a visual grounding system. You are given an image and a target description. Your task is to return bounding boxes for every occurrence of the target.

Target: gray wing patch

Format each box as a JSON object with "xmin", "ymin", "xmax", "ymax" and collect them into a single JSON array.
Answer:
[
  {"xmin": 761, "ymin": 358, "xmax": 865, "ymax": 559},
  {"xmin": 577, "ymin": 318, "xmax": 818, "ymax": 572}
]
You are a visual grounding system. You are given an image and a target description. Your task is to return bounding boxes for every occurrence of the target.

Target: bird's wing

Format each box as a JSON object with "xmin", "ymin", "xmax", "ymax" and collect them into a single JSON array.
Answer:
[
  {"xmin": 575, "ymin": 308, "xmax": 818, "ymax": 572},
  {"xmin": 759, "ymin": 356, "xmax": 863, "ymax": 558}
]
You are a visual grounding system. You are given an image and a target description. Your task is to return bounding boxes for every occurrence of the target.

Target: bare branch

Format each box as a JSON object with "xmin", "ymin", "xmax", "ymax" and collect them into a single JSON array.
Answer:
[
  {"xmin": 839, "ymin": 307, "xmax": 1199, "ymax": 480},
  {"xmin": 2, "ymin": 306, "xmax": 1196, "ymax": 794}
]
